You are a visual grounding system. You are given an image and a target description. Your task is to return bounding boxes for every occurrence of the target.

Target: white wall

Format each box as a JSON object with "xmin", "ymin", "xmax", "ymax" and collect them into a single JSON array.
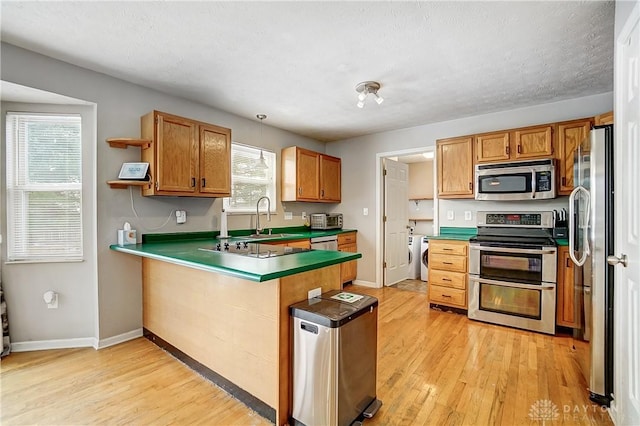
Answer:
[
  {"xmin": 1, "ymin": 43, "xmax": 328, "ymax": 344},
  {"xmin": 326, "ymin": 93, "xmax": 613, "ymax": 286}
]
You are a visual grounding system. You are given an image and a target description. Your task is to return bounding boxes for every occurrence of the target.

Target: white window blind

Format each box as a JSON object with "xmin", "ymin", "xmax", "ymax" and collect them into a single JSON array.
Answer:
[
  {"xmin": 6, "ymin": 112, "xmax": 83, "ymax": 261},
  {"xmin": 224, "ymin": 143, "xmax": 276, "ymax": 213}
]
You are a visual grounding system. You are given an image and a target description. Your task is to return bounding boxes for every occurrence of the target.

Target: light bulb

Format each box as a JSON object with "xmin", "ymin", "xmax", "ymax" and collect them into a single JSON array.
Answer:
[
  {"xmin": 358, "ymin": 91, "xmax": 368, "ymax": 102},
  {"xmin": 374, "ymin": 92, "xmax": 384, "ymax": 105},
  {"xmin": 357, "ymin": 100, "xmax": 365, "ymax": 108}
]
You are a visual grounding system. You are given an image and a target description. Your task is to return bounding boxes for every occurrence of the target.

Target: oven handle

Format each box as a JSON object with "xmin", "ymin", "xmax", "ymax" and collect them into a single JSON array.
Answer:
[
  {"xmin": 531, "ymin": 168, "xmax": 537, "ymax": 199},
  {"xmin": 469, "ymin": 243, "xmax": 556, "ymax": 255},
  {"xmin": 469, "ymin": 276, "xmax": 555, "ymax": 291}
]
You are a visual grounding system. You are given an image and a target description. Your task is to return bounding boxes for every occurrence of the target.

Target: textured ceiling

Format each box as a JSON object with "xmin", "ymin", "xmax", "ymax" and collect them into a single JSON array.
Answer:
[{"xmin": 0, "ymin": 1, "xmax": 614, "ymax": 142}]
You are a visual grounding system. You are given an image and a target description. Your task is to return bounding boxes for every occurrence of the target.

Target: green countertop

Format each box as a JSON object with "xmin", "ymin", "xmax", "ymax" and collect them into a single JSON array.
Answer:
[
  {"xmin": 427, "ymin": 227, "xmax": 477, "ymax": 241},
  {"xmin": 111, "ymin": 228, "xmax": 361, "ymax": 282}
]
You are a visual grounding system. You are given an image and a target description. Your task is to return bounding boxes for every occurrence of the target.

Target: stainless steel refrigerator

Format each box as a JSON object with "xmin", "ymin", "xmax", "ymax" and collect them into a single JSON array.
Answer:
[{"xmin": 569, "ymin": 124, "xmax": 614, "ymax": 406}]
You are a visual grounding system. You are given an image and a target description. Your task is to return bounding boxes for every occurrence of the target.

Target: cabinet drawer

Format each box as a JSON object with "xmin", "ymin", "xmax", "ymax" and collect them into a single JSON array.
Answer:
[
  {"xmin": 338, "ymin": 232, "xmax": 357, "ymax": 245},
  {"xmin": 430, "ymin": 241, "xmax": 467, "ymax": 256},
  {"xmin": 429, "ymin": 285, "xmax": 466, "ymax": 308},
  {"xmin": 430, "ymin": 254, "xmax": 467, "ymax": 273},
  {"xmin": 428, "ymin": 270, "xmax": 466, "ymax": 290}
]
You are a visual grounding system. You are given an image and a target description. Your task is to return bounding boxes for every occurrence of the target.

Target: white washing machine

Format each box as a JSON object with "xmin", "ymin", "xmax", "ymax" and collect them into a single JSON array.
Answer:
[
  {"xmin": 407, "ymin": 235, "xmax": 423, "ymax": 279},
  {"xmin": 420, "ymin": 236, "xmax": 429, "ymax": 281}
]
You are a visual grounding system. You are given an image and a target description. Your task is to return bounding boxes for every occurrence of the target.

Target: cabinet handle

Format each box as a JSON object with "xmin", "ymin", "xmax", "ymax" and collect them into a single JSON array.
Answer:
[
  {"xmin": 566, "ymin": 258, "xmax": 570, "ymax": 268},
  {"xmin": 443, "ymin": 248, "xmax": 453, "ymax": 251},
  {"xmin": 442, "ymin": 294, "xmax": 452, "ymax": 298},
  {"xmin": 562, "ymin": 177, "xmax": 566, "ymax": 186},
  {"xmin": 298, "ymin": 187, "xmax": 302, "ymax": 195},
  {"xmin": 443, "ymin": 262, "xmax": 453, "ymax": 265},
  {"xmin": 191, "ymin": 177, "xmax": 196, "ymax": 187},
  {"xmin": 321, "ymin": 189, "xmax": 325, "ymax": 197},
  {"xmin": 201, "ymin": 178, "xmax": 206, "ymax": 188},
  {"xmin": 442, "ymin": 278, "xmax": 452, "ymax": 281},
  {"xmin": 468, "ymin": 182, "xmax": 472, "ymax": 190},
  {"xmin": 506, "ymin": 146, "xmax": 510, "ymax": 155},
  {"xmin": 517, "ymin": 145, "xmax": 522, "ymax": 154}
]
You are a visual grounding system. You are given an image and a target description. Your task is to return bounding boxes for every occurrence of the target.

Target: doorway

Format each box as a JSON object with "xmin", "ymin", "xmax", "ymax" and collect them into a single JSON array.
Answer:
[{"xmin": 376, "ymin": 147, "xmax": 437, "ymax": 289}]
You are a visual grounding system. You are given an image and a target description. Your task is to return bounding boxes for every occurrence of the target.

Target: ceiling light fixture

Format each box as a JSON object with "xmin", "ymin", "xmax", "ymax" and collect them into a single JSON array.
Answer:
[
  {"xmin": 256, "ymin": 114, "xmax": 268, "ymax": 170},
  {"xmin": 355, "ymin": 81, "xmax": 384, "ymax": 109}
]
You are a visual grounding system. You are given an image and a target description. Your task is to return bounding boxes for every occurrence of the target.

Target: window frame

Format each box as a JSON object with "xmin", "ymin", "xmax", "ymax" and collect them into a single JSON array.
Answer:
[
  {"xmin": 5, "ymin": 111, "xmax": 84, "ymax": 263},
  {"xmin": 223, "ymin": 142, "xmax": 277, "ymax": 214}
]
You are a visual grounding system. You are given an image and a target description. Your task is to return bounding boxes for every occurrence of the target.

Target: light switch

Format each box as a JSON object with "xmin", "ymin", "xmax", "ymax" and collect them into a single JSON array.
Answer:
[
  {"xmin": 363, "ymin": 208, "xmax": 369, "ymax": 216},
  {"xmin": 465, "ymin": 211, "xmax": 472, "ymax": 221},
  {"xmin": 447, "ymin": 210, "xmax": 455, "ymax": 220}
]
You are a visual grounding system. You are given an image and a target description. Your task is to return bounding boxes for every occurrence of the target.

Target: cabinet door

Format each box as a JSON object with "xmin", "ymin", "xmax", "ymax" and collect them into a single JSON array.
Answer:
[
  {"xmin": 296, "ymin": 148, "xmax": 320, "ymax": 201},
  {"xmin": 199, "ymin": 124, "xmax": 231, "ymax": 196},
  {"xmin": 287, "ymin": 239, "xmax": 311, "ymax": 249},
  {"xmin": 556, "ymin": 246, "xmax": 579, "ymax": 328},
  {"xmin": 339, "ymin": 243, "xmax": 358, "ymax": 284},
  {"xmin": 513, "ymin": 125, "xmax": 553, "ymax": 160},
  {"xmin": 475, "ymin": 132, "xmax": 510, "ymax": 163},
  {"xmin": 595, "ymin": 111, "xmax": 614, "ymax": 126},
  {"xmin": 557, "ymin": 119, "xmax": 591, "ymax": 195},
  {"xmin": 437, "ymin": 136, "xmax": 474, "ymax": 198},
  {"xmin": 156, "ymin": 113, "xmax": 198, "ymax": 193},
  {"xmin": 319, "ymin": 155, "xmax": 341, "ymax": 202}
]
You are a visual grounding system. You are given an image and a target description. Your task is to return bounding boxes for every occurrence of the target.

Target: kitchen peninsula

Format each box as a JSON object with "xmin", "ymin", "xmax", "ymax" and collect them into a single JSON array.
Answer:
[{"xmin": 111, "ymin": 231, "xmax": 361, "ymax": 426}]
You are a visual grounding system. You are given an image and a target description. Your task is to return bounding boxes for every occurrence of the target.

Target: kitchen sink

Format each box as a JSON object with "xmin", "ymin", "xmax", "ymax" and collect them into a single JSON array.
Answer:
[
  {"xmin": 243, "ymin": 233, "xmax": 303, "ymax": 239},
  {"xmin": 198, "ymin": 242, "xmax": 310, "ymax": 258}
]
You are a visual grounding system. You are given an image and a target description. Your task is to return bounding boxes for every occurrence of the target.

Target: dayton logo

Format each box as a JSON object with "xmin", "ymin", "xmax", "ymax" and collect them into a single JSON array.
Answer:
[{"xmin": 529, "ymin": 399, "xmax": 560, "ymax": 424}]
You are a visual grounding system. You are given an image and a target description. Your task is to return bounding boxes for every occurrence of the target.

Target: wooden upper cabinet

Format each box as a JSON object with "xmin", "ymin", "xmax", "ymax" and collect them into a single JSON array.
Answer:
[
  {"xmin": 595, "ymin": 111, "xmax": 614, "ymax": 126},
  {"xmin": 476, "ymin": 132, "xmax": 510, "ymax": 163},
  {"xmin": 319, "ymin": 154, "xmax": 341, "ymax": 202},
  {"xmin": 513, "ymin": 125, "xmax": 554, "ymax": 160},
  {"xmin": 437, "ymin": 136, "xmax": 474, "ymax": 198},
  {"xmin": 556, "ymin": 118, "xmax": 592, "ymax": 195},
  {"xmin": 199, "ymin": 123, "xmax": 231, "ymax": 196},
  {"xmin": 141, "ymin": 110, "xmax": 231, "ymax": 197},
  {"xmin": 281, "ymin": 146, "xmax": 341, "ymax": 203}
]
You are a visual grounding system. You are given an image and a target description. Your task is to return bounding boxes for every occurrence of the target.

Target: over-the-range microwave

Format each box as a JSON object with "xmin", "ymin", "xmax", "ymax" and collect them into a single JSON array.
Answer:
[{"xmin": 475, "ymin": 159, "xmax": 556, "ymax": 201}]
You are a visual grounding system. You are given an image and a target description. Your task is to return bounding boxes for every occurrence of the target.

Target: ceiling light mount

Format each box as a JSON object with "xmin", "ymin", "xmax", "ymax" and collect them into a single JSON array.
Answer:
[
  {"xmin": 256, "ymin": 114, "xmax": 268, "ymax": 170},
  {"xmin": 355, "ymin": 81, "xmax": 384, "ymax": 108}
]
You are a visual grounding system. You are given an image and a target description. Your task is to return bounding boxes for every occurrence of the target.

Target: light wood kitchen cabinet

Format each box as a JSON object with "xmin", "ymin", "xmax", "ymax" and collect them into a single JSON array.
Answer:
[
  {"xmin": 556, "ymin": 246, "xmax": 579, "ymax": 328},
  {"xmin": 595, "ymin": 111, "xmax": 614, "ymax": 126},
  {"xmin": 338, "ymin": 232, "xmax": 357, "ymax": 284},
  {"xmin": 428, "ymin": 240, "xmax": 468, "ymax": 310},
  {"xmin": 436, "ymin": 136, "xmax": 474, "ymax": 199},
  {"xmin": 475, "ymin": 131, "xmax": 511, "ymax": 163},
  {"xmin": 556, "ymin": 118, "xmax": 592, "ymax": 195},
  {"xmin": 512, "ymin": 125, "xmax": 554, "ymax": 160},
  {"xmin": 140, "ymin": 110, "xmax": 230, "ymax": 197},
  {"xmin": 281, "ymin": 146, "xmax": 341, "ymax": 203}
]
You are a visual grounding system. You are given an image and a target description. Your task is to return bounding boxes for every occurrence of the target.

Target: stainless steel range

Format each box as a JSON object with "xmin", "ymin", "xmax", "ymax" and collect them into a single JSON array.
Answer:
[{"xmin": 468, "ymin": 212, "xmax": 557, "ymax": 334}]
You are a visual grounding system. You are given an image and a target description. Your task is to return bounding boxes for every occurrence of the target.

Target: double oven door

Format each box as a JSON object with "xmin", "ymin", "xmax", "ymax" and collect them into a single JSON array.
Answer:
[{"xmin": 468, "ymin": 243, "xmax": 557, "ymax": 334}]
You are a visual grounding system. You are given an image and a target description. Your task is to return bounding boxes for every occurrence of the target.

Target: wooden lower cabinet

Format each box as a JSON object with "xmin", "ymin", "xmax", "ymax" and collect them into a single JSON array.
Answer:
[
  {"xmin": 338, "ymin": 232, "xmax": 357, "ymax": 284},
  {"xmin": 556, "ymin": 246, "xmax": 579, "ymax": 328},
  {"xmin": 428, "ymin": 240, "xmax": 468, "ymax": 309}
]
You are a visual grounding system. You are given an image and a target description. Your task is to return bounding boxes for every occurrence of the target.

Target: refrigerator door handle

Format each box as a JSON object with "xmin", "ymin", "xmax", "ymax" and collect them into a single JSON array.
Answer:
[{"xmin": 569, "ymin": 185, "xmax": 590, "ymax": 266}]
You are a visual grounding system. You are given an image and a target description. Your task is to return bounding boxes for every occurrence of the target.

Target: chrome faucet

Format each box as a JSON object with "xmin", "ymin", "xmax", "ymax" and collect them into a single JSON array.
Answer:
[{"xmin": 255, "ymin": 196, "xmax": 271, "ymax": 235}]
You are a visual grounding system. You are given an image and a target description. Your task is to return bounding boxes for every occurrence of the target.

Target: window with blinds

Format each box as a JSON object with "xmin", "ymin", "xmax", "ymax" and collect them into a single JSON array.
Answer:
[
  {"xmin": 223, "ymin": 143, "xmax": 276, "ymax": 213},
  {"xmin": 5, "ymin": 112, "xmax": 83, "ymax": 261}
]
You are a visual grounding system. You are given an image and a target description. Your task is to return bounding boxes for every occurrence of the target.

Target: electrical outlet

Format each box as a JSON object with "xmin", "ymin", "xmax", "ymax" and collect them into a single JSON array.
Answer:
[
  {"xmin": 465, "ymin": 211, "xmax": 472, "ymax": 221},
  {"xmin": 301, "ymin": 212, "xmax": 307, "ymax": 220},
  {"xmin": 284, "ymin": 212, "xmax": 293, "ymax": 220},
  {"xmin": 447, "ymin": 210, "xmax": 455, "ymax": 220},
  {"xmin": 176, "ymin": 210, "xmax": 187, "ymax": 224}
]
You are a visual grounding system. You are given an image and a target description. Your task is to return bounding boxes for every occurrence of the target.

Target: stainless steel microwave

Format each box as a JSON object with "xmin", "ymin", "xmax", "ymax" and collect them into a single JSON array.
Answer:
[
  {"xmin": 475, "ymin": 159, "xmax": 556, "ymax": 201},
  {"xmin": 310, "ymin": 213, "xmax": 343, "ymax": 230}
]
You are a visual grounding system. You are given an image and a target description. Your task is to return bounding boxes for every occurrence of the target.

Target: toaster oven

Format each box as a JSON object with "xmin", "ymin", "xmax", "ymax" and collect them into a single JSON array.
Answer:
[{"xmin": 310, "ymin": 213, "xmax": 343, "ymax": 230}]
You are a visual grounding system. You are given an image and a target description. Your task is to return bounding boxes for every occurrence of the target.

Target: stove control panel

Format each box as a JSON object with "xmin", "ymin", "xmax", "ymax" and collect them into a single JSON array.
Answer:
[{"xmin": 477, "ymin": 211, "xmax": 553, "ymax": 228}]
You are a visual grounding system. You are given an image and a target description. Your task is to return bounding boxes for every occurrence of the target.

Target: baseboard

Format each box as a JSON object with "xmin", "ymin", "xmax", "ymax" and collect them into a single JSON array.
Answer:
[
  {"xmin": 11, "ymin": 337, "xmax": 97, "ymax": 352},
  {"xmin": 97, "ymin": 328, "xmax": 143, "ymax": 349},
  {"xmin": 352, "ymin": 279, "xmax": 379, "ymax": 288}
]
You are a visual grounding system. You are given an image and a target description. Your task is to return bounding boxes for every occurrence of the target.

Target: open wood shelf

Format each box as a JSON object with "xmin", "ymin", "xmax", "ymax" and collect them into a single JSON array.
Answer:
[
  {"xmin": 107, "ymin": 180, "xmax": 152, "ymax": 189},
  {"xmin": 106, "ymin": 138, "xmax": 152, "ymax": 149}
]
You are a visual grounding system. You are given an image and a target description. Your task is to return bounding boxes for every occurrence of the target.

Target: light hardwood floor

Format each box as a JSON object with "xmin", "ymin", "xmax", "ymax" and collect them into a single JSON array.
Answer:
[{"xmin": 1, "ymin": 285, "xmax": 612, "ymax": 425}]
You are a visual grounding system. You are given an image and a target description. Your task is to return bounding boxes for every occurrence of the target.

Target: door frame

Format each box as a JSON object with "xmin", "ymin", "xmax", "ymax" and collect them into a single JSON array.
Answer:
[{"xmin": 375, "ymin": 146, "xmax": 437, "ymax": 288}]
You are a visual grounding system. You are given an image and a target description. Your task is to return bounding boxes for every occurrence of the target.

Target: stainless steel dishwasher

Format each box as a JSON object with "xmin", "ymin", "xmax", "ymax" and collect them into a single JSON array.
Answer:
[
  {"xmin": 310, "ymin": 235, "xmax": 338, "ymax": 251},
  {"xmin": 290, "ymin": 290, "xmax": 381, "ymax": 426}
]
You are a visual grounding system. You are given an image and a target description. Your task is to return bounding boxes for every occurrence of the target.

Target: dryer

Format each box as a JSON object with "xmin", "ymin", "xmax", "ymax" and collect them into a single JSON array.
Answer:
[
  {"xmin": 407, "ymin": 235, "xmax": 423, "ymax": 279},
  {"xmin": 420, "ymin": 236, "xmax": 429, "ymax": 281}
]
